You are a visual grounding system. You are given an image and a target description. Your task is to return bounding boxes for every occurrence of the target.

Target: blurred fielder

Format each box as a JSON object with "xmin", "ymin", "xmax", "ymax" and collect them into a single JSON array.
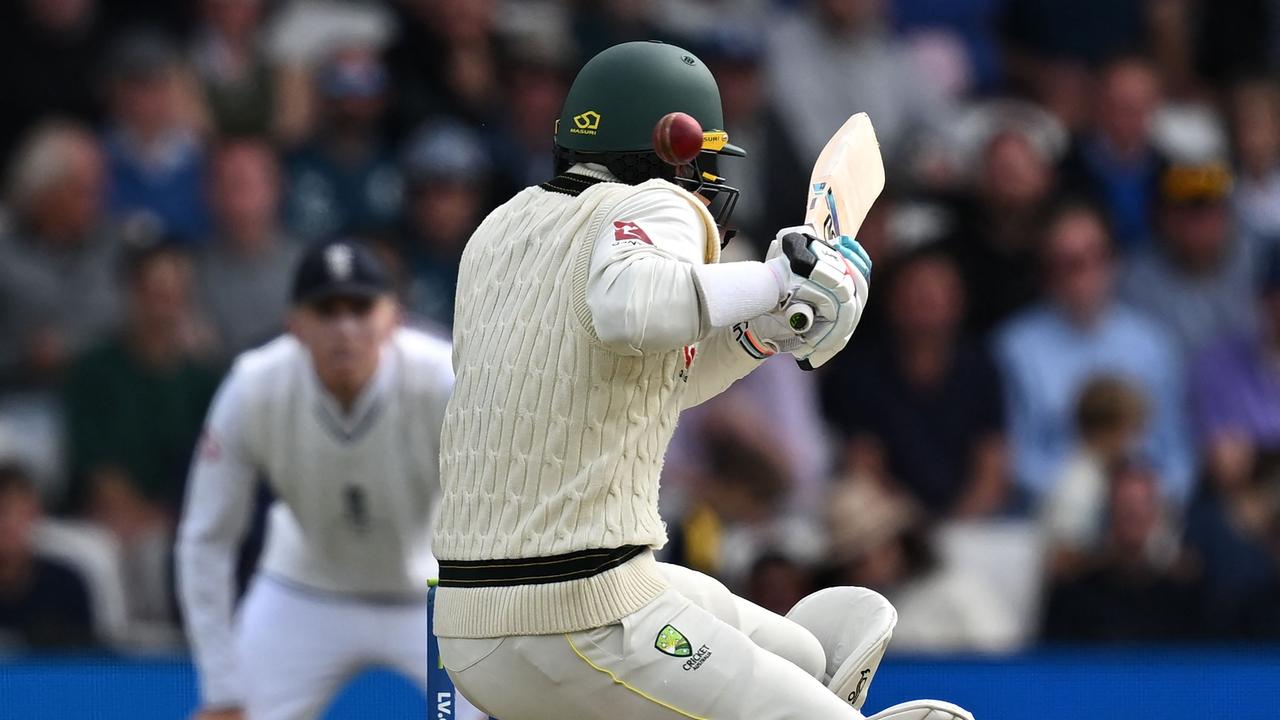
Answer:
[
  {"xmin": 433, "ymin": 41, "xmax": 973, "ymax": 720},
  {"xmin": 177, "ymin": 240, "xmax": 481, "ymax": 720}
]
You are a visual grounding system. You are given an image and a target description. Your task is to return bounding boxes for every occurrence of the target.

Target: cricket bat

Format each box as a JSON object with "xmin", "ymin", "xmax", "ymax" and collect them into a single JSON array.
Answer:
[{"xmin": 782, "ymin": 112, "xmax": 885, "ymax": 334}]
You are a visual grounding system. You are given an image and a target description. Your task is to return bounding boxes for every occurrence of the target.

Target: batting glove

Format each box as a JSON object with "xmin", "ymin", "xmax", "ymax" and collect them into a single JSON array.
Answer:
[{"xmin": 765, "ymin": 229, "xmax": 871, "ymax": 370}]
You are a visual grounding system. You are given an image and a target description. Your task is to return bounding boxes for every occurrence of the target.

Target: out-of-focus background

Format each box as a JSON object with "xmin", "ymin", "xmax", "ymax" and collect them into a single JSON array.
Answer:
[{"xmin": 2, "ymin": 0, "xmax": 1280, "ymax": 717}]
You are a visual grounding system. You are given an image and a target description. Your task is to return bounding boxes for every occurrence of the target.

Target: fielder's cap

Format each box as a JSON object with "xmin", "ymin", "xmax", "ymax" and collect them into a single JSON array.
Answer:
[
  {"xmin": 1160, "ymin": 161, "xmax": 1233, "ymax": 204},
  {"xmin": 291, "ymin": 239, "xmax": 392, "ymax": 305}
]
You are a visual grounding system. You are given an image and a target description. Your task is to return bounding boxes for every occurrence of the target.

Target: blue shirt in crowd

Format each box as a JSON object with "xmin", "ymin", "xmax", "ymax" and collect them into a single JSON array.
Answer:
[
  {"xmin": 1120, "ymin": 235, "xmax": 1260, "ymax": 361},
  {"xmin": 105, "ymin": 129, "xmax": 209, "ymax": 244},
  {"xmin": 1191, "ymin": 333, "xmax": 1280, "ymax": 449},
  {"xmin": 994, "ymin": 302, "xmax": 1195, "ymax": 506},
  {"xmin": 283, "ymin": 143, "xmax": 403, "ymax": 242}
]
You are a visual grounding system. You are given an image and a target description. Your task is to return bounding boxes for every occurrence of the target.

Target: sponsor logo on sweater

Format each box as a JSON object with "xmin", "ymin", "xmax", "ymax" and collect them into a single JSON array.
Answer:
[
  {"xmin": 613, "ymin": 220, "xmax": 653, "ymax": 245},
  {"xmin": 678, "ymin": 345, "xmax": 696, "ymax": 383}
]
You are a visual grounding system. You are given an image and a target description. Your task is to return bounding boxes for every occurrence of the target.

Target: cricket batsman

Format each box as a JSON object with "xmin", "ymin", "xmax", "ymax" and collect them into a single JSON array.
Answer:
[
  {"xmin": 176, "ymin": 240, "xmax": 483, "ymax": 720},
  {"xmin": 432, "ymin": 41, "xmax": 974, "ymax": 720}
]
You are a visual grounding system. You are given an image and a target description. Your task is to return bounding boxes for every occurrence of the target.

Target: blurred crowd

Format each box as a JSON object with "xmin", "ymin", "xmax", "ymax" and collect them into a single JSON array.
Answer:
[{"xmin": 3, "ymin": 0, "xmax": 1280, "ymax": 656}]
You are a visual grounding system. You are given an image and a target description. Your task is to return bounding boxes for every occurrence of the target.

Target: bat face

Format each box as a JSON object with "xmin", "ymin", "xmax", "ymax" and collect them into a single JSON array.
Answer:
[{"xmin": 805, "ymin": 113, "xmax": 885, "ymax": 243}]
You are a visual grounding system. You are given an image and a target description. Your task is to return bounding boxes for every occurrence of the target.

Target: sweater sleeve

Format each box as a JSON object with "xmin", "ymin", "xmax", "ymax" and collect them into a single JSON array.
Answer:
[
  {"xmin": 586, "ymin": 186, "xmax": 781, "ymax": 355},
  {"xmin": 175, "ymin": 367, "xmax": 258, "ymax": 709},
  {"xmin": 680, "ymin": 324, "xmax": 765, "ymax": 409}
]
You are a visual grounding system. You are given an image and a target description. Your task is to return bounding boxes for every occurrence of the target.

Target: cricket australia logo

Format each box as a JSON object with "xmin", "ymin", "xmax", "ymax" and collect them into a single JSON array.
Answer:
[
  {"xmin": 682, "ymin": 643, "xmax": 712, "ymax": 672},
  {"xmin": 654, "ymin": 625, "xmax": 692, "ymax": 657},
  {"xmin": 571, "ymin": 110, "xmax": 602, "ymax": 135}
]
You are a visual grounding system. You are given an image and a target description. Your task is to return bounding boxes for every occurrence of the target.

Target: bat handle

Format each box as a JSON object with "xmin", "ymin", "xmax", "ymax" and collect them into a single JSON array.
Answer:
[{"xmin": 785, "ymin": 301, "xmax": 815, "ymax": 334}]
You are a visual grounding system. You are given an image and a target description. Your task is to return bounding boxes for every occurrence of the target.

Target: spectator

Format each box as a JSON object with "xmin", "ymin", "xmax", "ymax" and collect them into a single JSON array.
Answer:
[
  {"xmin": 0, "ymin": 462, "xmax": 97, "ymax": 649},
  {"xmin": 665, "ymin": 407, "xmax": 823, "ymax": 591},
  {"xmin": 650, "ymin": 0, "xmax": 773, "ymax": 41},
  {"xmin": 995, "ymin": 202, "xmax": 1193, "ymax": 507},
  {"xmin": 487, "ymin": 36, "xmax": 573, "ymax": 200},
  {"xmin": 62, "ymin": 243, "xmax": 219, "ymax": 628},
  {"xmin": 1058, "ymin": 57, "xmax": 1166, "ymax": 251},
  {"xmin": 249, "ymin": 0, "xmax": 396, "ymax": 148},
  {"xmin": 1230, "ymin": 79, "xmax": 1280, "ymax": 244},
  {"xmin": 765, "ymin": 0, "xmax": 950, "ymax": 182},
  {"xmin": 283, "ymin": 45, "xmax": 402, "ymax": 242},
  {"xmin": 0, "ymin": 0, "xmax": 106, "ymax": 171},
  {"xmin": 1191, "ymin": 242, "xmax": 1280, "ymax": 480},
  {"xmin": 190, "ymin": 0, "xmax": 279, "ymax": 137},
  {"xmin": 1000, "ymin": 0, "xmax": 1144, "ymax": 132},
  {"xmin": 571, "ymin": 0, "xmax": 664, "ymax": 61},
  {"xmin": 1041, "ymin": 376, "xmax": 1149, "ymax": 577},
  {"xmin": 821, "ymin": 480, "xmax": 1018, "ymax": 652},
  {"xmin": 1001, "ymin": 0, "xmax": 1144, "ymax": 72},
  {"xmin": 1043, "ymin": 459, "xmax": 1204, "ymax": 643},
  {"xmin": 385, "ymin": 0, "xmax": 505, "ymax": 130},
  {"xmin": 400, "ymin": 121, "xmax": 491, "ymax": 328},
  {"xmin": 1183, "ymin": 245, "xmax": 1280, "ymax": 632},
  {"xmin": 1238, "ymin": 499, "xmax": 1280, "ymax": 639},
  {"xmin": 0, "ymin": 122, "xmax": 120, "ymax": 388},
  {"xmin": 824, "ymin": 244, "xmax": 1009, "ymax": 518},
  {"xmin": 198, "ymin": 138, "xmax": 299, "ymax": 357},
  {"xmin": 664, "ymin": 239, "xmax": 832, "ymax": 517},
  {"xmin": 746, "ymin": 552, "xmax": 815, "ymax": 618},
  {"xmin": 1120, "ymin": 161, "xmax": 1259, "ymax": 359},
  {"xmin": 892, "ymin": 0, "xmax": 1004, "ymax": 95},
  {"xmin": 947, "ymin": 126, "xmax": 1058, "ymax": 335},
  {"xmin": 103, "ymin": 29, "xmax": 210, "ymax": 244}
]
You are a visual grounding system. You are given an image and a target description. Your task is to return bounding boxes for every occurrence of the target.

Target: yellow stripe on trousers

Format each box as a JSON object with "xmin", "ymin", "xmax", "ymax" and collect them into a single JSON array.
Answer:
[{"xmin": 563, "ymin": 633, "xmax": 709, "ymax": 720}]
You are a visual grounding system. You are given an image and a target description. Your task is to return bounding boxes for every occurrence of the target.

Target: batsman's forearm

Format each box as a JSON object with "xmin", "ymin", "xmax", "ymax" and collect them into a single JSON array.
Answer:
[
  {"xmin": 680, "ymin": 324, "xmax": 765, "ymax": 409},
  {"xmin": 691, "ymin": 260, "xmax": 786, "ymax": 328}
]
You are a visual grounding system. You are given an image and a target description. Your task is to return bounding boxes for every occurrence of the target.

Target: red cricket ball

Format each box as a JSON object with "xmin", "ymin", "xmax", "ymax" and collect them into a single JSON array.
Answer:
[{"xmin": 652, "ymin": 112, "xmax": 703, "ymax": 166}]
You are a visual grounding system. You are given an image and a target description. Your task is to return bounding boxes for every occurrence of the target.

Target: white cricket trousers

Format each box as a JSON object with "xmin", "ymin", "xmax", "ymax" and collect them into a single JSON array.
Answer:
[
  {"xmin": 438, "ymin": 563, "xmax": 862, "ymax": 720},
  {"xmin": 235, "ymin": 575, "xmax": 485, "ymax": 720}
]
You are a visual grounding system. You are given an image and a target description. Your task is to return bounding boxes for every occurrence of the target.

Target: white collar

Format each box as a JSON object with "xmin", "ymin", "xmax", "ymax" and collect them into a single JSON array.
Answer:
[
  {"xmin": 312, "ymin": 341, "xmax": 397, "ymax": 435},
  {"xmin": 568, "ymin": 162, "xmax": 616, "ymax": 181}
]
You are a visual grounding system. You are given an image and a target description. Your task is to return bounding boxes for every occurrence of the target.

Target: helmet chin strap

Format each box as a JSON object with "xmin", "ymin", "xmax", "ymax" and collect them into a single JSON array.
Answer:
[{"xmin": 671, "ymin": 154, "xmax": 740, "ymax": 248}]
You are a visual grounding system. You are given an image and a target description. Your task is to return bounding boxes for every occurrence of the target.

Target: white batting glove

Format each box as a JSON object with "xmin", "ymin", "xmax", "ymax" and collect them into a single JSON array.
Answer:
[
  {"xmin": 765, "ymin": 228, "xmax": 871, "ymax": 370},
  {"xmin": 731, "ymin": 310, "xmax": 808, "ymax": 359}
]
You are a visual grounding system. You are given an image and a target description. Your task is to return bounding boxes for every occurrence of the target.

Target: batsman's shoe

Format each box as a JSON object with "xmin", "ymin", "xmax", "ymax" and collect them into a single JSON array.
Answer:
[
  {"xmin": 865, "ymin": 699, "xmax": 975, "ymax": 720},
  {"xmin": 785, "ymin": 586, "xmax": 896, "ymax": 710}
]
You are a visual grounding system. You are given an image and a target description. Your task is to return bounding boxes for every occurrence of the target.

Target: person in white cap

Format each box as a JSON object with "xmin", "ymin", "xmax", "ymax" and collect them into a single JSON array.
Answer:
[{"xmin": 176, "ymin": 239, "xmax": 482, "ymax": 720}]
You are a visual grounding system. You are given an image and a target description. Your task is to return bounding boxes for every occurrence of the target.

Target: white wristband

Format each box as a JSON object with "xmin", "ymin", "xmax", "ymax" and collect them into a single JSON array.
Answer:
[{"xmin": 692, "ymin": 261, "xmax": 785, "ymax": 329}]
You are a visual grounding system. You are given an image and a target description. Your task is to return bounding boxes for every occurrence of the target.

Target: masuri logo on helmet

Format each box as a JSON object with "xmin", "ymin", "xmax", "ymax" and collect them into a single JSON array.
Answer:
[{"xmin": 571, "ymin": 110, "xmax": 602, "ymax": 135}]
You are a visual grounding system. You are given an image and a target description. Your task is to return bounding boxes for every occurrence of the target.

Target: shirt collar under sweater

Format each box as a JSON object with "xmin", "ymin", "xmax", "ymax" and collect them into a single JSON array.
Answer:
[{"xmin": 309, "ymin": 342, "xmax": 397, "ymax": 434}]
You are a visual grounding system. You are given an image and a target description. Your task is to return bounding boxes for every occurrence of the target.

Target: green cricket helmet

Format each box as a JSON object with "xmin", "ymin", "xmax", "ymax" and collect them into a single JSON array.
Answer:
[{"xmin": 554, "ymin": 41, "xmax": 745, "ymax": 243}]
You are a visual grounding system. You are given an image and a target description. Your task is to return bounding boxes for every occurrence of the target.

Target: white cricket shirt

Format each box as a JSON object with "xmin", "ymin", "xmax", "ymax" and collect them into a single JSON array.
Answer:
[{"xmin": 176, "ymin": 327, "xmax": 453, "ymax": 706}]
